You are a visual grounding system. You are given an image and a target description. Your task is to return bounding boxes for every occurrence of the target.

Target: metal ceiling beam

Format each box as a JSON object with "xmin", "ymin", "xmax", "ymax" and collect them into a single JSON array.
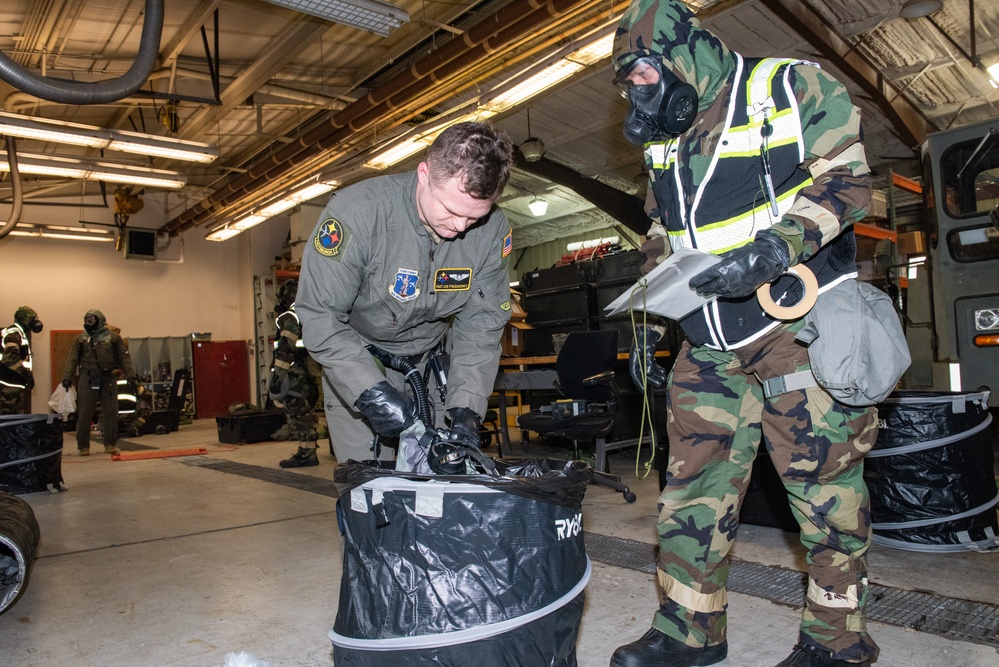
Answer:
[
  {"xmin": 175, "ymin": 17, "xmax": 329, "ymax": 141},
  {"xmin": 758, "ymin": 0, "xmax": 936, "ymax": 149},
  {"xmin": 512, "ymin": 148, "xmax": 648, "ymax": 236}
]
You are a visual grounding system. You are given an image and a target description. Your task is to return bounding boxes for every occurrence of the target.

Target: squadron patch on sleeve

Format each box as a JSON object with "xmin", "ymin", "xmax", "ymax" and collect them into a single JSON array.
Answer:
[
  {"xmin": 434, "ymin": 268, "xmax": 472, "ymax": 291},
  {"xmin": 314, "ymin": 217, "xmax": 351, "ymax": 259},
  {"xmin": 502, "ymin": 229, "xmax": 513, "ymax": 257},
  {"xmin": 391, "ymin": 268, "xmax": 420, "ymax": 302}
]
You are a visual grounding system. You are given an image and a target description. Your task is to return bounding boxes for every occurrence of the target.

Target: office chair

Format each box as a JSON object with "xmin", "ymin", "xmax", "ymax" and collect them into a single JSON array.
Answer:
[{"xmin": 517, "ymin": 329, "xmax": 636, "ymax": 503}]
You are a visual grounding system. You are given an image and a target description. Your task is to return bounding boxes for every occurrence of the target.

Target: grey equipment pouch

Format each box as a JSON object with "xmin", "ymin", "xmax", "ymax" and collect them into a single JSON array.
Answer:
[{"xmin": 795, "ymin": 278, "xmax": 911, "ymax": 407}]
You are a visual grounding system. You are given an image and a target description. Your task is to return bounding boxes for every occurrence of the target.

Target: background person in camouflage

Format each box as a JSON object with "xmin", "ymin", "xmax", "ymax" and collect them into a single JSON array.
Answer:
[
  {"xmin": 613, "ymin": 1, "xmax": 878, "ymax": 666},
  {"xmin": 62, "ymin": 310, "xmax": 135, "ymax": 456},
  {"xmin": 269, "ymin": 278, "xmax": 322, "ymax": 468},
  {"xmin": 0, "ymin": 306, "xmax": 43, "ymax": 414}
]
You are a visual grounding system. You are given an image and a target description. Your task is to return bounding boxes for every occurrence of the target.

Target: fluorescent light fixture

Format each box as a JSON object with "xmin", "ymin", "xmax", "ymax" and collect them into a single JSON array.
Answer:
[
  {"xmin": 480, "ymin": 33, "xmax": 614, "ymax": 114},
  {"xmin": 9, "ymin": 223, "xmax": 114, "ymax": 242},
  {"xmin": 528, "ymin": 197, "xmax": 548, "ymax": 217},
  {"xmin": 365, "ymin": 32, "xmax": 614, "ymax": 170},
  {"xmin": 205, "ymin": 226, "xmax": 241, "ymax": 242},
  {"xmin": 365, "ymin": 110, "xmax": 496, "ymax": 170},
  {"xmin": 0, "ymin": 151, "xmax": 186, "ymax": 188},
  {"xmin": 0, "ymin": 111, "xmax": 219, "ymax": 163},
  {"xmin": 262, "ymin": 0, "xmax": 409, "ymax": 37},
  {"xmin": 987, "ymin": 63, "xmax": 999, "ymax": 89},
  {"xmin": 365, "ymin": 136, "xmax": 436, "ymax": 170},
  {"xmin": 206, "ymin": 181, "xmax": 336, "ymax": 241}
]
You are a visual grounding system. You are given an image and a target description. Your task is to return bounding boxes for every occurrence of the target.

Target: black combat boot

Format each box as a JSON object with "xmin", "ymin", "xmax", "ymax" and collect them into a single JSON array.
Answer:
[
  {"xmin": 280, "ymin": 447, "xmax": 319, "ymax": 468},
  {"xmin": 776, "ymin": 644, "xmax": 870, "ymax": 667},
  {"xmin": 610, "ymin": 628, "xmax": 727, "ymax": 667}
]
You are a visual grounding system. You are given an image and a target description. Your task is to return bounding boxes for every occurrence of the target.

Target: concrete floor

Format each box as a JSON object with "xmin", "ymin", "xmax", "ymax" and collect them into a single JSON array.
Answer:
[{"xmin": 1, "ymin": 418, "xmax": 997, "ymax": 666}]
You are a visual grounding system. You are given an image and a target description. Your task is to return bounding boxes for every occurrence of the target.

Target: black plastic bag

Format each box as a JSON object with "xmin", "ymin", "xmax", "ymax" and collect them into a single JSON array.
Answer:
[
  {"xmin": 329, "ymin": 459, "xmax": 592, "ymax": 666},
  {"xmin": 0, "ymin": 414, "xmax": 65, "ymax": 495},
  {"xmin": 865, "ymin": 390, "xmax": 998, "ymax": 552}
]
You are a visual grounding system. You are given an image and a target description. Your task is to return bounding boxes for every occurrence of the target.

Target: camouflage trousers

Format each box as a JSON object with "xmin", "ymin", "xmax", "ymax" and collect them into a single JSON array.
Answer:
[
  {"xmin": 282, "ymin": 364, "xmax": 319, "ymax": 446},
  {"xmin": 654, "ymin": 323, "xmax": 879, "ymax": 663},
  {"xmin": 0, "ymin": 387, "xmax": 25, "ymax": 415}
]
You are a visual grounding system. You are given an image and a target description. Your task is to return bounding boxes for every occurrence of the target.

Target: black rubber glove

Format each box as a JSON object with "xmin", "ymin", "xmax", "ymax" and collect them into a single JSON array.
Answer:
[
  {"xmin": 446, "ymin": 407, "xmax": 482, "ymax": 449},
  {"xmin": 61, "ymin": 379, "xmax": 72, "ymax": 390},
  {"xmin": 354, "ymin": 381, "xmax": 418, "ymax": 437},
  {"xmin": 688, "ymin": 233, "xmax": 791, "ymax": 298},
  {"xmin": 629, "ymin": 326, "xmax": 667, "ymax": 392},
  {"xmin": 268, "ymin": 369, "xmax": 289, "ymax": 402}
]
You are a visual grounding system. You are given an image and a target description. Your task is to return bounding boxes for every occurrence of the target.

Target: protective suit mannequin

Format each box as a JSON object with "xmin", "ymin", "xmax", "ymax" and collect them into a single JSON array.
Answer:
[
  {"xmin": 62, "ymin": 310, "xmax": 135, "ymax": 455},
  {"xmin": 0, "ymin": 306, "xmax": 43, "ymax": 415},
  {"xmin": 612, "ymin": 2, "xmax": 878, "ymax": 667},
  {"xmin": 270, "ymin": 279, "xmax": 322, "ymax": 468}
]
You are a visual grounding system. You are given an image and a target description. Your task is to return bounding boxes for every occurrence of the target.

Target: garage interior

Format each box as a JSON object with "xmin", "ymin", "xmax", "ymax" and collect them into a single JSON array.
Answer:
[{"xmin": 1, "ymin": 1, "xmax": 998, "ymax": 666}]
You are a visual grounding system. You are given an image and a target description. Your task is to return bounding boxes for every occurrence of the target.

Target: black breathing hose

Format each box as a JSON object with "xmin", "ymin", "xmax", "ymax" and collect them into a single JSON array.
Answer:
[{"xmin": 365, "ymin": 346, "xmax": 434, "ymax": 427}]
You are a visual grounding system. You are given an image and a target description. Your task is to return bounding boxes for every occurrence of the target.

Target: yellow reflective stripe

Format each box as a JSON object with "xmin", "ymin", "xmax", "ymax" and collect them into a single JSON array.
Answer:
[
  {"xmin": 726, "ymin": 109, "xmax": 800, "ymax": 155},
  {"xmin": 684, "ymin": 178, "xmax": 811, "ymax": 253},
  {"xmin": 646, "ymin": 141, "xmax": 675, "ymax": 170},
  {"xmin": 658, "ymin": 571, "xmax": 728, "ymax": 614}
]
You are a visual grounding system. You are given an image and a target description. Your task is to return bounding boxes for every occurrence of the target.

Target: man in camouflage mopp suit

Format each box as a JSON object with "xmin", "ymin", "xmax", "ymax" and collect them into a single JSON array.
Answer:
[
  {"xmin": 613, "ymin": 1, "xmax": 879, "ymax": 666},
  {"xmin": 269, "ymin": 278, "xmax": 322, "ymax": 468}
]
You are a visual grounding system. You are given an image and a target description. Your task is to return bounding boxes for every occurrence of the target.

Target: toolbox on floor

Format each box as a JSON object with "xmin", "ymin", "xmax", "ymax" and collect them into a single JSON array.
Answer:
[{"xmin": 216, "ymin": 411, "xmax": 286, "ymax": 444}]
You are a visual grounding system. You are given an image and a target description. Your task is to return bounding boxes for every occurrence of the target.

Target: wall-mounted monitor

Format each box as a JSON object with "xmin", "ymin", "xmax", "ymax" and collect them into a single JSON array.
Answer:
[{"xmin": 123, "ymin": 228, "xmax": 158, "ymax": 260}]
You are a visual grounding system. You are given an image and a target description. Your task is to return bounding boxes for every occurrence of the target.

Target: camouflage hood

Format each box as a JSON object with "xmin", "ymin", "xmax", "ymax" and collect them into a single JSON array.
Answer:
[
  {"xmin": 13, "ymin": 306, "xmax": 37, "ymax": 332},
  {"xmin": 613, "ymin": 0, "xmax": 735, "ymax": 111},
  {"xmin": 85, "ymin": 309, "xmax": 110, "ymax": 340}
]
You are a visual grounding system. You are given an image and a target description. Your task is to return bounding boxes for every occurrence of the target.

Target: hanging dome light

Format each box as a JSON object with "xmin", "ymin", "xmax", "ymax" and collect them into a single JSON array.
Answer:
[
  {"xmin": 519, "ymin": 108, "xmax": 546, "ymax": 162},
  {"xmin": 520, "ymin": 137, "xmax": 546, "ymax": 162},
  {"xmin": 899, "ymin": 0, "xmax": 942, "ymax": 20},
  {"xmin": 528, "ymin": 196, "xmax": 548, "ymax": 217}
]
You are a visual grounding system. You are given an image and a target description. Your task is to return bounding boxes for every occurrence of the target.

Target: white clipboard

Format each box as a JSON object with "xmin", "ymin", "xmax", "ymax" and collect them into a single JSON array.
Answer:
[{"xmin": 603, "ymin": 247, "xmax": 721, "ymax": 320}]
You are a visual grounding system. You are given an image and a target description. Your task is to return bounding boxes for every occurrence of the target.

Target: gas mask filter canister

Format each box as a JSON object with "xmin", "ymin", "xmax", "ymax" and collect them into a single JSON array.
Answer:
[{"xmin": 616, "ymin": 56, "xmax": 698, "ymax": 144}]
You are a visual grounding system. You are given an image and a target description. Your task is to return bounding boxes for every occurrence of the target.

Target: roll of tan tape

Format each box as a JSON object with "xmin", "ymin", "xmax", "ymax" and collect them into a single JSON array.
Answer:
[{"xmin": 756, "ymin": 264, "xmax": 818, "ymax": 320}]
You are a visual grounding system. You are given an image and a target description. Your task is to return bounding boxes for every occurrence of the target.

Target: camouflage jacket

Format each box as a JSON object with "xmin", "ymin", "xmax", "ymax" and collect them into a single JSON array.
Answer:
[{"xmin": 614, "ymin": 0, "xmax": 872, "ymax": 349}]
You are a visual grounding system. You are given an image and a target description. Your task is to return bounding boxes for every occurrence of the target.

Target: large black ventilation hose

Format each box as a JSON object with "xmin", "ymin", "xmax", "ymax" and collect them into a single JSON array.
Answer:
[
  {"xmin": 0, "ymin": 492, "xmax": 40, "ymax": 615},
  {"xmin": 0, "ymin": 0, "xmax": 164, "ymax": 104},
  {"xmin": 0, "ymin": 137, "xmax": 24, "ymax": 241},
  {"xmin": 366, "ymin": 346, "xmax": 434, "ymax": 427}
]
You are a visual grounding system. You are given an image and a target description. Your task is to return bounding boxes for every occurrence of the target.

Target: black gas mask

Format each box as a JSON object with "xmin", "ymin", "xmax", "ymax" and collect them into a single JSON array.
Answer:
[
  {"xmin": 84, "ymin": 315, "xmax": 99, "ymax": 334},
  {"xmin": 30, "ymin": 318, "xmax": 43, "ymax": 334},
  {"xmin": 616, "ymin": 56, "xmax": 698, "ymax": 144}
]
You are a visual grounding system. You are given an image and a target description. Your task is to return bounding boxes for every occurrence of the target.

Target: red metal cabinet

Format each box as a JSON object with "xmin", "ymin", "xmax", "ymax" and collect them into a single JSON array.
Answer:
[{"xmin": 191, "ymin": 340, "xmax": 250, "ymax": 418}]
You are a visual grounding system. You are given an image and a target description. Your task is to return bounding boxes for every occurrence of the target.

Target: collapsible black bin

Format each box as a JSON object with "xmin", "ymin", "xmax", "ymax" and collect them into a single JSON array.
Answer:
[
  {"xmin": 865, "ymin": 390, "xmax": 998, "ymax": 552},
  {"xmin": 329, "ymin": 459, "xmax": 593, "ymax": 666},
  {"xmin": 0, "ymin": 414, "xmax": 65, "ymax": 495},
  {"xmin": 215, "ymin": 411, "xmax": 286, "ymax": 444},
  {"xmin": 0, "ymin": 491, "xmax": 40, "ymax": 614}
]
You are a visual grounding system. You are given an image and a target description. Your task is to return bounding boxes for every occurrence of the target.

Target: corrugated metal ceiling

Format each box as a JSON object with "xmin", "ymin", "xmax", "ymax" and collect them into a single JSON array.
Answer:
[{"xmin": 0, "ymin": 0, "xmax": 997, "ymax": 247}]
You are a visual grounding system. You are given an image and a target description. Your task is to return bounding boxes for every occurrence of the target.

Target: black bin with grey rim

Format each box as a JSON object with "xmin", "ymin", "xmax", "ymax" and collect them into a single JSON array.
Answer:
[
  {"xmin": 328, "ymin": 459, "xmax": 593, "ymax": 665},
  {"xmin": 864, "ymin": 390, "xmax": 998, "ymax": 552}
]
